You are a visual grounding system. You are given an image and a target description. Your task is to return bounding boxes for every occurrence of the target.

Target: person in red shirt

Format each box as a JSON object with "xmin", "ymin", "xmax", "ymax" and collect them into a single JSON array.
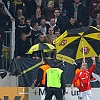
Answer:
[{"xmin": 71, "ymin": 56, "xmax": 96, "ymax": 100}]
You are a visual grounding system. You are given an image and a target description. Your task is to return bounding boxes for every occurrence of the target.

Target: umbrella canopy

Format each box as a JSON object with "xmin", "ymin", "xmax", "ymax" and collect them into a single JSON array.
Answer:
[
  {"xmin": 26, "ymin": 43, "xmax": 56, "ymax": 54},
  {"xmin": 55, "ymin": 26, "xmax": 100, "ymax": 64}
]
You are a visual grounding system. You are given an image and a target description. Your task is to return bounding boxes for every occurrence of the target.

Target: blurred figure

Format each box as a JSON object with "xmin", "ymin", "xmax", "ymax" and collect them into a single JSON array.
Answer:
[
  {"xmin": 15, "ymin": 15, "xmax": 31, "ymax": 40},
  {"xmin": 38, "ymin": 18, "xmax": 47, "ymax": 36},
  {"xmin": 31, "ymin": 58, "xmax": 50, "ymax": 88},
  {"xmin": 46, "ymin": 18, "xmax": 59, "ymax": 34},
  {"xmin": 30, "ymin": 22, "xmax": 41, "ymax": 45},
  {"xmin": 90, "ymin": 13, "xmax": 100, "ymax": 26},
  {"xmin": 61, "ymin": 16, "xmax": 80, "ymax": 33},
  {"xmin": 53, "ymin": 9, "xmax": 64, "ymax": 30},
  {"xmin": 24, "ymin": 0, "xmax": 37, "ymax": 19},
  {"xmin": 0, "ymin": 2, "xmax": 13, "ymax": 30},
  {"xmin": 54, "ymin": 30, "xmax": 61, "ymax": 38},
  {"xmin": 46, "ymin": 28, "xmax": 56, "ymax": 44},
  {"xmin": 43, "ymin": 1, "xmax": 55, "ymax": 22},
  {"xmin": 32, "ymin": 33, "xmax": 51, "ymax": 60},
  {"xmin": 60, "ymin": 10, "xmax": 69, "ymax": 22},
  {"xmin": 45, "ymin": 60, "xmax": 65, "ymax": 100},
  {"xmin": 89, "ymin": 0, "xmax": 100, "ymax": 19},
  {"xmin": 31, "ymin": 7, "xmax": 45, "ymax": 25},
  {"xmin": 15, "ymin": 33, "xmax": 31, "ymax": 60},
  {"xmin": 12, "ymin": 0, "xmax": 27, "ymax": 18},
  {"xmin": 15, "ymin": 9, "xmax": 23, "ymax": 26},
  {"xmin": 26, "ymin": 19, "xmax": 32, "ymax": 30}
]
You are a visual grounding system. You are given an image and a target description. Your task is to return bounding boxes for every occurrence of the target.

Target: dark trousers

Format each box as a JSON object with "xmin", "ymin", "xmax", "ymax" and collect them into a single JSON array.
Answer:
[{"xmin": 45, "ymin": 89, "xmax": 63, "ymax": 100}]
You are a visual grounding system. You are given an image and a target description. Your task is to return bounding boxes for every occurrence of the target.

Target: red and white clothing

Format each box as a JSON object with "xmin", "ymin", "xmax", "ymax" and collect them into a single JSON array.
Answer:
[
  {"xmin": 72, "ymin": 64, "xmax": 96, "ymax": 92},
  {"xmin": 72, "ymin": 64, "xmax": 96, "ymax": 100}
]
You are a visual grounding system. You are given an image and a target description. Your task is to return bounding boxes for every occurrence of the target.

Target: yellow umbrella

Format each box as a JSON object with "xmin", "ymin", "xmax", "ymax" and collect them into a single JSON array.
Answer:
[{"xmin": 55, "ymin": 26, "xmax": 100, "ymax": 64}]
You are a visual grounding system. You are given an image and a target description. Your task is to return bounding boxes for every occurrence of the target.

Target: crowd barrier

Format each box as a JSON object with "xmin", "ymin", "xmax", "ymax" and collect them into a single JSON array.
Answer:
[
  {"xmin": 1, "ymin": 31, "xmax": 11, "ymax": 70},
  {"xmin": 0, "ymin": 87, "xmax": 100, "ymax": 100}
]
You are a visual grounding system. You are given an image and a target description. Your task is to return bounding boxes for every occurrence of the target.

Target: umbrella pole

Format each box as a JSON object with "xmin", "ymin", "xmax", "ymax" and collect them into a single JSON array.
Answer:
[
  {"xmin": 82, "ymin": 38, "xmax": 85, "ymax": 62},
  {"xmin": 41, "ymin": 50, "xmax": 43, "ymax": 59}
]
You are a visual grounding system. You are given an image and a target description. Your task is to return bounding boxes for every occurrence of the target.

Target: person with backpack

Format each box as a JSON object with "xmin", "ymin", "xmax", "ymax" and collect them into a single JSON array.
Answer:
[{"xmin": 71, "ymin": 56, "xmax": 96, "ymax": 100}]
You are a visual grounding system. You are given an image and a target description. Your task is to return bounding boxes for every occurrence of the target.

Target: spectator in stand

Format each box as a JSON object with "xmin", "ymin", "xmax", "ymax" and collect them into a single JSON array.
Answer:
[
  {"xmin": 15, "ymin": 15, "xmax": 31, "ymax": 40},
  {"xmin": 43, "ymin": 1, "xmax": 55, "ymax": 23},
  {"xmin": 3, "ymin": 0, "xmax": 13, "ymax": 14},
  {"xmin": 60, "ymin": 10, "xmax": 69, "ymax": 22},
  {"xmin": 24, "ymin": 0, "xmax": 37, "ymax": 19},
  {"xmin": 15, "ymin": 33, "xmax": 31, "ymax": 60},
  {"xmin": 15, "ymin": 9, "xmax": 23, "ymax": 26},
  {"xmin": 54, "ymin": 0, "xmax": 65, "ymax": 13},
  {"xmin": 0, "ymin": 28, "xmax": 4, "ymax": 69},
  {"xmin": 30, "ymin": 22, "xmax": 41, "ymax": 45},
  {"xmin": 53, "ymin": 9, "xmax": 64, "ymax": 31},
  {"xmin": 38, "ymin": 18, "xmax": 47, "ymax": 36},
  {"xmin": 46, "ymin": 18, "xmax": 58, "ymax": 34},
  {"xmin": 89, "ymin": 0, "xmax": 100, "ymax": 19},
  {"xmin": 0, "ymin": 2, "xmax": 14, "ymax": 30},
  {"xmin": 96, "ymin": 24, "xmax": 100, "ymax": 30},
  {"xmin": 3, "ymin": 0, "xmax": 13, "ymax": 30},
  {"xmin": 31, "ymin": 7, "xmax": 45, "ymax": 25},
  {"xmin": 90, "ymin": 13, "xmax": 100, "ymax": 27},
  {"xmin": 12, "ymin": 0, "xmax": 27, "ymax": 18},
  {"xmin": 61, "ymin": 16, "xmax": 80, "ymax": 33},
  {"xmin": 32, "ymin": 33, "xmax": 51, "ymax": 60},
  {"xmin": 63, "ymin": 0, "xmax": 74, "ymax": 17},
  {"xmin": 54, "ymin": 30, "xmax": 61, "ymax": 38},
  {"xmin": 46, "ymin": 28, "xmax": 56, "ymax": 44},
  {"xmin": 71, "ymin": 0, "xmax": 87, "ymax": 27},
  {"xmin": 26, "ymin": 19, "xmax": 32, "ymax": 30}
]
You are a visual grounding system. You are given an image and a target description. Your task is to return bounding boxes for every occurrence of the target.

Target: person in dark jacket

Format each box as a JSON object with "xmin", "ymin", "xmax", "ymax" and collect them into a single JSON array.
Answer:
[
  {"xmin": 15, "ymin": 33, "xmax": 31, "ymax": 60},
  {"xmin": 71, "ymin": 0, "xmax": 87, "ymax": 26},
  {"xmin": 31, "ymin": 7, "xmax": 45, "ymax": 25},
  {"xmin": 11, "ymin": 0, "xmax": 27, "ymax": 18},
  {"xmin": 53, "ymin": 9, "xmax": 64, "ymax": 31},
  {"xmin": 61, "ymin": 16, "xmax": 80, "ymax": 33},
  {"xmin": 32, "ymin": 33, "xmax": 51, "ymax": 60},
  {"xmin": 24, "ymin": 0, "xmax": 37, "ymax": 19},
  {"xmin": 31, "ymin": 58, "xmax": 50, "ymax": 88},
  {"xmin": 0, "ymin": 2, "xmax": 13, "ymax": 30},
  {"xmin": 45, "ymin": 59, "xmax": 65, "ymax": 100}
]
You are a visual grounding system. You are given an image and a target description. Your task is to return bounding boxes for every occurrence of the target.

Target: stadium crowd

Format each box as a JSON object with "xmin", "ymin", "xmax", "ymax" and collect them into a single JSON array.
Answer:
[{"xmin": 0, "ymin": 0, "xmax": 100, "ymax": 62}]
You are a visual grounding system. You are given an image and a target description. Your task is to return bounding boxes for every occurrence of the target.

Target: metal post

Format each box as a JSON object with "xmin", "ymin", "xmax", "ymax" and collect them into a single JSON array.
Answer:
[{"xmin": 10, "ymin": 21, "xmax": 15, "ymax": 60}]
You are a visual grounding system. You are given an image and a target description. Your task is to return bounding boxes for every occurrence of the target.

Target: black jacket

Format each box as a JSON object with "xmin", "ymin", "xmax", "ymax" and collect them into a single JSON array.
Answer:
[
  {"xmin": 61, "ymin": 21, "xmax": 80, "ymax": 33},
  {"xmin": 0, "ymin": 11, "xmax": 10, "ymax": 29},
  {"xmin": 15, "ymin": 38, "xmax": 31, "ymax": 57},
  {"xmin": 71, "ymin": 3, "xmax": 86, "ymax": 26}
]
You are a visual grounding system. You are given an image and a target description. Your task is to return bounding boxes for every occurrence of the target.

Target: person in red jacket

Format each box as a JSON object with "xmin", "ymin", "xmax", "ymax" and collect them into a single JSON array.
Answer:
[{"xmin": 71, "ymin": 56, "xmax": 96, "ymax": 100}]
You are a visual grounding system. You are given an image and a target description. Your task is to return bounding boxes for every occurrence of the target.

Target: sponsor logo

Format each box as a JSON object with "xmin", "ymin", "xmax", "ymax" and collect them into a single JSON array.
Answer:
[
  {"xmin": 80, "ymin": 47, "xmax": 90, "ymax": 54},
  {"xmin": 59, "ymin": 40, "xmax": 67, "ymax": 46}
]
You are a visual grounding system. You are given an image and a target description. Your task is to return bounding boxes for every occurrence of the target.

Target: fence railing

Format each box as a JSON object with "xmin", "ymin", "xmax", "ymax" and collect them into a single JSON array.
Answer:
[{"xmin": 2, "ymin": 31, "xmax": 11, "ymax": 70}]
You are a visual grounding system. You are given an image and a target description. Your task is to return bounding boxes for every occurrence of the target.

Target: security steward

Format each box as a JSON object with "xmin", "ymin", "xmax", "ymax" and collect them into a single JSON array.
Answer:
[
  {"xmin": 45, "ymin": 60, "xmax": 65, "ymax": 100},
  {"xmin": 31, "ymin": 58, "xmax": 50, "ymax": 88}
]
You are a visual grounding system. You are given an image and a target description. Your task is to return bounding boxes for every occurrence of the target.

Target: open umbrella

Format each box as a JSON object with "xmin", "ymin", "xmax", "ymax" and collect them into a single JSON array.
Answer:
[
  {"xmin": 55, "ymin": 26, "xmax": 100, "ymax": 64},
  {"xmin": 26, "ymin": 43, "xmax": 56, "ymax": 55}
]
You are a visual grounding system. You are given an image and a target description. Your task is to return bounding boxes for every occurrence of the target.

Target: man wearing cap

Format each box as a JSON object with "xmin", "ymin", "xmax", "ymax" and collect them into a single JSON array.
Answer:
[{"xmin": 45, "ymin": 60, "xmax": 65, "ymax": 100}]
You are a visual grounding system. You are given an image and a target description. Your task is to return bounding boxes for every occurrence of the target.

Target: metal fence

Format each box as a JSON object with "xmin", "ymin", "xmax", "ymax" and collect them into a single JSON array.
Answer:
[{"xmin": 1, "ymin": 31, "xmax": 11, "ymax": 71}]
